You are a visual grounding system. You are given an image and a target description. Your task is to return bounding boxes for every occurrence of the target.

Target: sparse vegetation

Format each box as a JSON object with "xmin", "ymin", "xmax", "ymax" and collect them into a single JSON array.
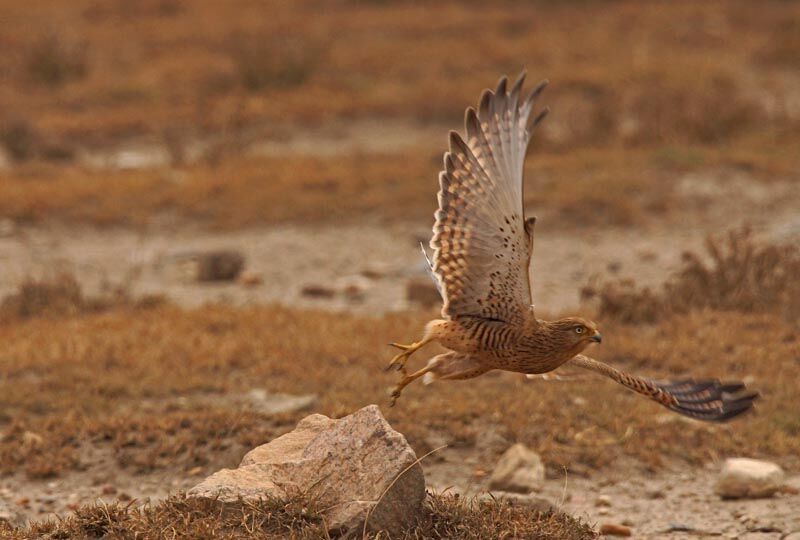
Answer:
[
  {"xmin": 584, "ymin": 229, "xmax": 800, "ymax": 323},
  {"xmin": 3, "ymin": 493, "xmax": 596, "ymax": 539},
  {"xmin": 24, "ymin": 33, "xmax": 88, "ymax": 88}
]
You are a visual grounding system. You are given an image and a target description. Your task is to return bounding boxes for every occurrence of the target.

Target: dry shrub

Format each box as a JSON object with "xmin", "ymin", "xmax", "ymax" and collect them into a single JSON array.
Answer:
[
  {"xmin": 624, "ymin": 74, "xmax": 761, "ymax": 145},
  {"xmin": 24, "ymin": 33, "xmax": 88, "ymax": 88},
  {"xmin": 228, "ymin": 34, "xmax": 318, "ymax": 92},
  {"xmin": 6, "ymin": 493, "xmax": 595, "ymax": 539},
  {"xmin": 584, "ymin": 228, "xmax": 800, "ymax": 323},
  {"xmin": 0, "ymin": 273, "xmax": 165, "ymax": 321}
]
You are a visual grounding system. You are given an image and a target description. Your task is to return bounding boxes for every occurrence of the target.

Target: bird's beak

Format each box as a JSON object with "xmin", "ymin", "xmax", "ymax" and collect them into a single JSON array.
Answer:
[{"xmin": 590, "ymin": 332, "xmax": 603, "ymax": 344}]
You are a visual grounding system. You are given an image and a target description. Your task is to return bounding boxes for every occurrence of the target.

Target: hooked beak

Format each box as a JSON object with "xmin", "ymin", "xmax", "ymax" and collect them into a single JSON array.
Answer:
[{"xmin": 590, "ymin": 332, "xmax": 603, "ymax": 344}]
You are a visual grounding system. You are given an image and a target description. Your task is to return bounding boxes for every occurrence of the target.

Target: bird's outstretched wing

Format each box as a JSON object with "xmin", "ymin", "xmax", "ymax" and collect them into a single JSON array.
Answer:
[
  {"xmin": 569, "ymin": 355, "xmax": 759, "ymax": 422},
  {"xmin": 431, "ymin": 72, "xmax": 548, "ymax": 325}
]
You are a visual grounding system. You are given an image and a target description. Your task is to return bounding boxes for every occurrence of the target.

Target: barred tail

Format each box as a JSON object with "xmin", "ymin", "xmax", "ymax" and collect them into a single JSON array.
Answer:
[{"xmin": 569, "ymin": 355, "xmax": 758, "ymax": 422}]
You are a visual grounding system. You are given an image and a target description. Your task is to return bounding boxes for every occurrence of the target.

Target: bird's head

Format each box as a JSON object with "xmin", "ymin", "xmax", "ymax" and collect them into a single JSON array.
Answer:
[{"xmin": 546, "ymin": 316, "xmax": 602, "ymax": 356}]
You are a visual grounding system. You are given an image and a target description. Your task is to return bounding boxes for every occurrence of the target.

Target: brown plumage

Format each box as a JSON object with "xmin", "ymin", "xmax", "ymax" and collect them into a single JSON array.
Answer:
[{"xmin": 387, "ymin": 72, "xmax": 758, "ymax": 422}]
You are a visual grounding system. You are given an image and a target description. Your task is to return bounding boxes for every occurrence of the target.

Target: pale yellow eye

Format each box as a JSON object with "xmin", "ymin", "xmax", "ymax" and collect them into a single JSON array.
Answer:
[{"xmin": 575, "ymin": 326, "xmax": 584, "ymax": 334}]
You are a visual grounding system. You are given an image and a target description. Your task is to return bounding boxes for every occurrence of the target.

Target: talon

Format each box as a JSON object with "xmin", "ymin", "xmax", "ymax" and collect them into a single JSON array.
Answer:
[{"xmin": 389, "ymin": 388, "xmax": 401, "ymax": 407}]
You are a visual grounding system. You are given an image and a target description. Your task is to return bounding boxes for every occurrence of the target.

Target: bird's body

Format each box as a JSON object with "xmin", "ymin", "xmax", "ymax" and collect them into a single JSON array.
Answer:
[{"xmin": 387, "ymin": 73, "xmax": 757, "ymax": 422}]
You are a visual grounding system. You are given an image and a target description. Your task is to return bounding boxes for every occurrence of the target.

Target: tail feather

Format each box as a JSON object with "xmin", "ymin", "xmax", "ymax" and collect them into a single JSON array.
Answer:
[{"xmin": 568, "ymin": 355, "xmax": 758, "ymax": 422}]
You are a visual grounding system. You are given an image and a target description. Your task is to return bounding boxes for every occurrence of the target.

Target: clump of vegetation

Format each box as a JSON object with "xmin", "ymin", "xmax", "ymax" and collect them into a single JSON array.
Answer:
[
  {"xmin": 583, "ymin": 228, "xmax": 800, "ymax": 323},
  {"xmin": 25, "ymin": 34, "xmax": 88, "ymax": 88},
  {"xmin": 228, "ymin": 34, "xmax": 318, "ymax": 92},
  {"xmin": 0, "ymin": 273, "xmax": 164, "ymax": 321},
  {"xmin": 4, "ymin": 493, "xmax": 596, "ymax": 539}
]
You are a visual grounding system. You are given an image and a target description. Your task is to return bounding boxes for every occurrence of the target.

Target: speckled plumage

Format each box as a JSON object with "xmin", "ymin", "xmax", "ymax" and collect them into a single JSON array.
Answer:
[{"xmin": 388, "ymin": 73, "xmax": 757, "ymax": 422}]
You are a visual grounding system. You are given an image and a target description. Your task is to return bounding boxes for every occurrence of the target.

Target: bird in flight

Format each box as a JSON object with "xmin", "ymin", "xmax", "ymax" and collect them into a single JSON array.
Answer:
[{"xmin": 387, "ymin": 73, "xmax": 757, "ymax": 422}]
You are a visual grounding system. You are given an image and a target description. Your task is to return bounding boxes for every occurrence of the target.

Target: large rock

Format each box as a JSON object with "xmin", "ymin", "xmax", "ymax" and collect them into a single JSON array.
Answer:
[
  {"xmin": 189, "ymin": 405, "xmax": 425, "ymax": 535},
  {"xmin": 488, "ymin": 443, "xmax": 545, "ymax": 494},
  {"xmin": 715, "ymin": 458, "xmax": 785, "ymax": 499}
]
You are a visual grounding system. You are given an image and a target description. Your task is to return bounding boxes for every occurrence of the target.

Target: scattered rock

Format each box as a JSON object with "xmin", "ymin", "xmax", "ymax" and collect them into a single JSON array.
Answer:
[
  {"xmin": 237, "ymin": 271, "xmax": 263, "ymax": 287},
  {"xmin": 595, "ymin": 494, "xmax": 613, "ymax": 507},
  {"xmin": 406, "ymin": 278, "xmax": 441, "ymax": 308},
  {"xmin": 189, "ymin": 405, "xmax": 425, "ymax": 536},
  {"xmin": 300, "ymin": 284, "xmax": 336, "ymax": 298},
  {"xmin": 101, "ymin": 484, "xmax": 117, "ymax": 495},
  {"xmin": 21, "ymin": 431, "xmax": 43, "ymax": 449},
  {"xmin": 195, "ymin": 250, "xmax": 245, "ymax": 282},
  {"xmin": 163, "ymin": 250, "xmax": 246, "ymax": 282},
  {"xmin": 645, "ymin": 488, "xmax": 665, "ymax": 499},
  {"xmin": 599, "ymin": 522, "xmax": 632, "ymax": 536},
  {"xmin": 715, "ymin": 458, "xmax": 785, "ymax": 499},
  {"xmin": 245, "ymin": 389, "xmax": 318, "ymax": 415},
  {"xmin": 488, "ymin": 443, "xmax": 545, "ymax": 494}
]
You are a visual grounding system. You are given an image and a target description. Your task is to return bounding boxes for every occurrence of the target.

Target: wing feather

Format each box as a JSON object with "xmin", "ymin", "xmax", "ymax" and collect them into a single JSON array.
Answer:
[{"xmin": 431, "ymin": 72, "xmax": 549, "ymax": 324}]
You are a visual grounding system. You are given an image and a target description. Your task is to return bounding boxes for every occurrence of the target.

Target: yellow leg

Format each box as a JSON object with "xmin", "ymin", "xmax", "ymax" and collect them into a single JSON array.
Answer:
[
  {"xmin": 385, "ymin": 337, "xmax": 433, "ymax": 373},
  {"xmin": 389, "ymin": 362, "xmax": 437, "ymax": 406}
]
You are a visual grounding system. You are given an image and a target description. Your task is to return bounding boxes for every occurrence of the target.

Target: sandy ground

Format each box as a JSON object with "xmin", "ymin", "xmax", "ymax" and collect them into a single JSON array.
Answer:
[{"xmin": 1, "ymin": 139, "xmax": 800, "ymax": 536}]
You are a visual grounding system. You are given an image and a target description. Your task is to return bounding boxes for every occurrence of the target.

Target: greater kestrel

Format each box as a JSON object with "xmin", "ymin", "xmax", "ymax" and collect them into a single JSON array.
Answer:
[{"xmin": 387, "ymin": 73, "xmax": 757, "ymax": 422}]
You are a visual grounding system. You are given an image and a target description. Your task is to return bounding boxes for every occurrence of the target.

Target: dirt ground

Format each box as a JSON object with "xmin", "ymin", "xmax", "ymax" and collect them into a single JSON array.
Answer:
[
  {"xmin": 1, "ymin": 160, "xmax": 799, "ymax": 537},
  {"xmin": 2, "ymin": 1, "xmax": 800, "ymax": 537}
]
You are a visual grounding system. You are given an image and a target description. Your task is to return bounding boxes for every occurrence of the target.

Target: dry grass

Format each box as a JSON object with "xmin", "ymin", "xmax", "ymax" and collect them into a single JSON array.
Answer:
[
  {"xmin": 1, "ymin": 134, "xmax": 799, "ymax": 229},
  {"xmin": 3, "ymin": 493, "xmax": 596, "ymax": 539},
  {"xmin": 0, "ymin": 1, "xmax": 797, "ymax": 144},
  {"xmin": 0, "ymin": 1, "xmax": 798, "ymax": 229},
  {"xmin": 0, "ymin": 277, "xmax": 798, "ymax": 482},
  {"xmin": 584, "ymin": 228, "xmax": 800, "ymax": 323}
]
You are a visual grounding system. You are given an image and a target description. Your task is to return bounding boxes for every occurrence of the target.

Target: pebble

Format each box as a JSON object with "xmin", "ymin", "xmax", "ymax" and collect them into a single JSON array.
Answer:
[
  {"xmin": 599, "ymin": 523, "xmax": 632, "ymax": 536},
  {"xmin": 101, "ymin": 484, "xmax": 117, "ymax": 495},
  {"xmin": 595, "ymin": 494, "xmax": 613, "ymax": 507},
  {"xmin": 716, "ymin": 458, "xmax": 785, "ymax": 499}
]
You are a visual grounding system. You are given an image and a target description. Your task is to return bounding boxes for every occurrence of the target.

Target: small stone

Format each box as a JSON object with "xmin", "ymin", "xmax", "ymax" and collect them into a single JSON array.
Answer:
[
  {"xmin": 595, "ymin": 494, "xmax": 613, "ymax": 507},
  {"xmin": 237, "ymin": 271, "xmax": 262, "ymax": 287},
  {"xmin": 101, "ymin": 484, "xmax": 117, "ymax": 495},
  {"xmin": 715, "ymin": 458, "xmax": 785, "ymax": 499},
  {"xmin": 195, "ymin": 250, "xmax": 245, "ymax": 282},
  {"xmin": 245, "ymin": 389, "xmax": 318, "ymax": 415},
  {"xmin": 488, "ymin": 443, "xmax": 545, "ymax": 494},
  {"xmin": 22, "ymin": 431, "xmax": 43, "ymax": 449},
  {"xmin": 600, "ymin": 523, "xmax": 632, "ymax": 536},
  {"xmin": 300, "ymin": 284, "xmax": 336, "ymax": 298},
  {"xmin": 15, "ymin": 498, "xmax": 29, "ymax": 507},
  {"xmin": 118, "ymin": 492, "xmax": 132, "ymax": 502},
  {"xmin": 645, "ymin": 488, "xmax": 665, "ymax": 499},
  {"xmin": 188, "ymin": 466, "xmax": 204, "ymax": 476},
  {"xmin": 598, "ymin": 507, "xmax": 610, "ymax": 516}
]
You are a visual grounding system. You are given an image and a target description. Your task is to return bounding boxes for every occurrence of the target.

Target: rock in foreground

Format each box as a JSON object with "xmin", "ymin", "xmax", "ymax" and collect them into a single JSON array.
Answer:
[
  {"xmin": 488, "ymin": 443, "xmax": 545, "ymax": 494},
  {"xmin": 189, "ymin": 405, "xmax": 425, "ymax": 536},
  {"xmin": 715, "ymin": 458, "xmax": 785, "ymax": 499}
]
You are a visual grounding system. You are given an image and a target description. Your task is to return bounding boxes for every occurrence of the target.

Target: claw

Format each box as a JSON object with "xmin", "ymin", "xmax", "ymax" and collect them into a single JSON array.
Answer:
[
  {"xmin": 388, "ymin": 387, "xmax": 401, "ymax": 407},
  {"xmin": 385, "ymin": 342, "xmax": 416, "ymax": 372}
]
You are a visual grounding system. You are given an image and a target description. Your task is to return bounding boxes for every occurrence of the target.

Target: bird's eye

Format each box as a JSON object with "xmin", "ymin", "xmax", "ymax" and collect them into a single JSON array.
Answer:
[{"xmin": 575, "ymin": 326, "xmax": 584, "ymax": 334}]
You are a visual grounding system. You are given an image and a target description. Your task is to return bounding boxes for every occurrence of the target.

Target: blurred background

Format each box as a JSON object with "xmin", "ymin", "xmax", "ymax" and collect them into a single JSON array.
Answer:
[{"xmin": 1, "ymin": 0, "xmax": 799, "ymax": 536}]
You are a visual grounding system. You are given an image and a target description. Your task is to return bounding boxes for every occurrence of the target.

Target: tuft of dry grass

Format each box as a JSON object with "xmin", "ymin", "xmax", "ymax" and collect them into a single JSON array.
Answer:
[
  {"xmin": 24, "ymin": 33, "xmax": 89, "ymax": 88},
  {"xmin": 584, "ymin": 229, "xmax": 800, "ymax": 323},
  {"xmin": 3, "ymin": 493, "xmax": 596, "ymax": 539},
  {"xmin": 0, "ymin": 273, "xmax": 165, "ymax": 323}
]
